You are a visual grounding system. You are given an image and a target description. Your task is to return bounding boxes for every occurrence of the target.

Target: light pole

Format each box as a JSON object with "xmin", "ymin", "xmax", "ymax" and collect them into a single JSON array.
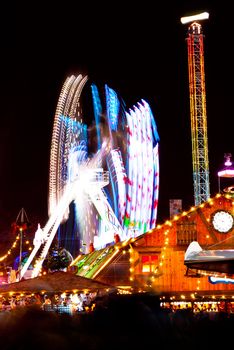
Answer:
[{"xmin": 18, "ymin": 227, "xmax": 23, "ymax": 280}]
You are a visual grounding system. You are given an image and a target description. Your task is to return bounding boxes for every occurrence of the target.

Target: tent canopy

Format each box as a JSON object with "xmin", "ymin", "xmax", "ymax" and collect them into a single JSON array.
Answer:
[{"xmin": 0, "ymin": 271, "xmax": 117, "ymax": 294}]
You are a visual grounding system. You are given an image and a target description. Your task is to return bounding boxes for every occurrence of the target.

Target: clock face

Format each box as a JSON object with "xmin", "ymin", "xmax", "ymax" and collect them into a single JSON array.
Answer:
[{"xmin": 211, "ymin": 210, "xmax": 234, "ymax": 233}]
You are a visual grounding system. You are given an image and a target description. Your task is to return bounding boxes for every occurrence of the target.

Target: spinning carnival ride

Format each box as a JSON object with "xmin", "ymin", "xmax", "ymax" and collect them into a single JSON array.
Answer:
[{"xmin": 19, "ymin": 74, "xmax": 160, "ymax": 280}]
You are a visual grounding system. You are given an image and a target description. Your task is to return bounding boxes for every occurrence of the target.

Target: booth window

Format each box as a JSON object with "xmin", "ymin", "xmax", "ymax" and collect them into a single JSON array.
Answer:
[{"xmin": 141, "ymin": 255, "xmax": 158, "ymax": 273}]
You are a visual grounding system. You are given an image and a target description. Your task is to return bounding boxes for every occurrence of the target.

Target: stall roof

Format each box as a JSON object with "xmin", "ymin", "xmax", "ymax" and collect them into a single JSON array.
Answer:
[{"xmin": 0, "ymin": 270, "xmax": 117, "ymax": 294}]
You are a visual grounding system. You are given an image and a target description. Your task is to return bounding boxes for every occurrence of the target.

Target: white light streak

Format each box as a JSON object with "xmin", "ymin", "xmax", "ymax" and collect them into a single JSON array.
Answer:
[{"xmin": 180, "ymin": 12, "xmax": 209, "ymax": 24}]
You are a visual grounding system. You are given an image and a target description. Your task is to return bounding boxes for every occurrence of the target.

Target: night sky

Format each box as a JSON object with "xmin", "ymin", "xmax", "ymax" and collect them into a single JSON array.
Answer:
[{"xmin": 0, "ymin": 1, "xmax": 233, "ymax": 234}]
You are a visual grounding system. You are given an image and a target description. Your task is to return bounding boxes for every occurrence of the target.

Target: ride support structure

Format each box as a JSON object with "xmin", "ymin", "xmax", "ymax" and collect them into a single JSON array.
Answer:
[{"xmin": 19, "ymin": 169, "xmax": 125, "ymax": 280}]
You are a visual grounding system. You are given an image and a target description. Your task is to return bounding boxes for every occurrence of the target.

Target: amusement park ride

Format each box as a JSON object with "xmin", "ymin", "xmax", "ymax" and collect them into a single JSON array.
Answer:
[
  {"xmin": 181, "ymin": 11, "xmax": 210, "ymax": 206},
  {"xmin": 17, "ymin": 73, "xmax": 160, "ymax": 281}
]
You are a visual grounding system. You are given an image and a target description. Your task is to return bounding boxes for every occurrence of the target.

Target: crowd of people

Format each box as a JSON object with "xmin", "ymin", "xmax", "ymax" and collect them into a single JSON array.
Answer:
[
  {"xmin": 0, "ymin": 292, "xmax": 233, "ymax": 349},
  {"xmin": 0, "ymin": 291, "xmax": 97, "ymax": 314},
  {"xmin": 160, "ymin": 299, "xmax": 234, "ymax": 319}
]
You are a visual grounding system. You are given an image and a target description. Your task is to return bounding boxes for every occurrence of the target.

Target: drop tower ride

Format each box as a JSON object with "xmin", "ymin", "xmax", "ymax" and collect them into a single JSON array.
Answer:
[{"xmin": 181, "ymin": 12, "xmax": 210, "ymax": 206}]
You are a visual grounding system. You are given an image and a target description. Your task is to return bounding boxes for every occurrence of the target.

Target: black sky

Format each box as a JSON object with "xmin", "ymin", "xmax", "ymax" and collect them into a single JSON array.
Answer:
[{"xmin": 0, "ymin": 1, "xmax": 233, "ymax": 233}]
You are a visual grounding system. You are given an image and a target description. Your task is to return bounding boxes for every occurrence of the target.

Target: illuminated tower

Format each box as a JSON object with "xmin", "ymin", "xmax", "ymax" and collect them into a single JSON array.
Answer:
[{"xmin": 181, "ymin": 12, "xmax": 210, "ymax": 205}]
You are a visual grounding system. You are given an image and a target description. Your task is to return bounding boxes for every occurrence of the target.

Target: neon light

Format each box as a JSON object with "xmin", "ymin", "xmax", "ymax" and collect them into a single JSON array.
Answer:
[
  {"xmin": 105, "ymin": 84, "xmax": 119, "ymax": 131},
  {"xmin": 108, "ymin": 149, "xmax": 127, "ymax": 227},
  {"xmin": 124, "ymin": 111, "xmax": 133, "ymax": 231},
  {"xmin": 151, "ymin": 144, "xmax": 160, "ymax": 226},
  {"xmin": 180, "ymin": 12, "xmax": 209, "ymax": 24},
  {"xmin": 129, "ymin": 108, "xmax": 138, "ymax": 231},
  {"xmin": 91, "ymin": 84, "xmax": 102, "ymax": 150},
  {"xmin": 209, "ymin": 276, "xmax": 234, "ymax": 284},
  {"xmin": 218, "ymin": 169, "xmax": 234, "ymax": 178},
  {"xmin": 140, "ymin": 104, "xmax": 149, "ymax": 233},
  {"xmin": 135, "ymin": 106, "xmax": 143, "ymax": 232}
]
